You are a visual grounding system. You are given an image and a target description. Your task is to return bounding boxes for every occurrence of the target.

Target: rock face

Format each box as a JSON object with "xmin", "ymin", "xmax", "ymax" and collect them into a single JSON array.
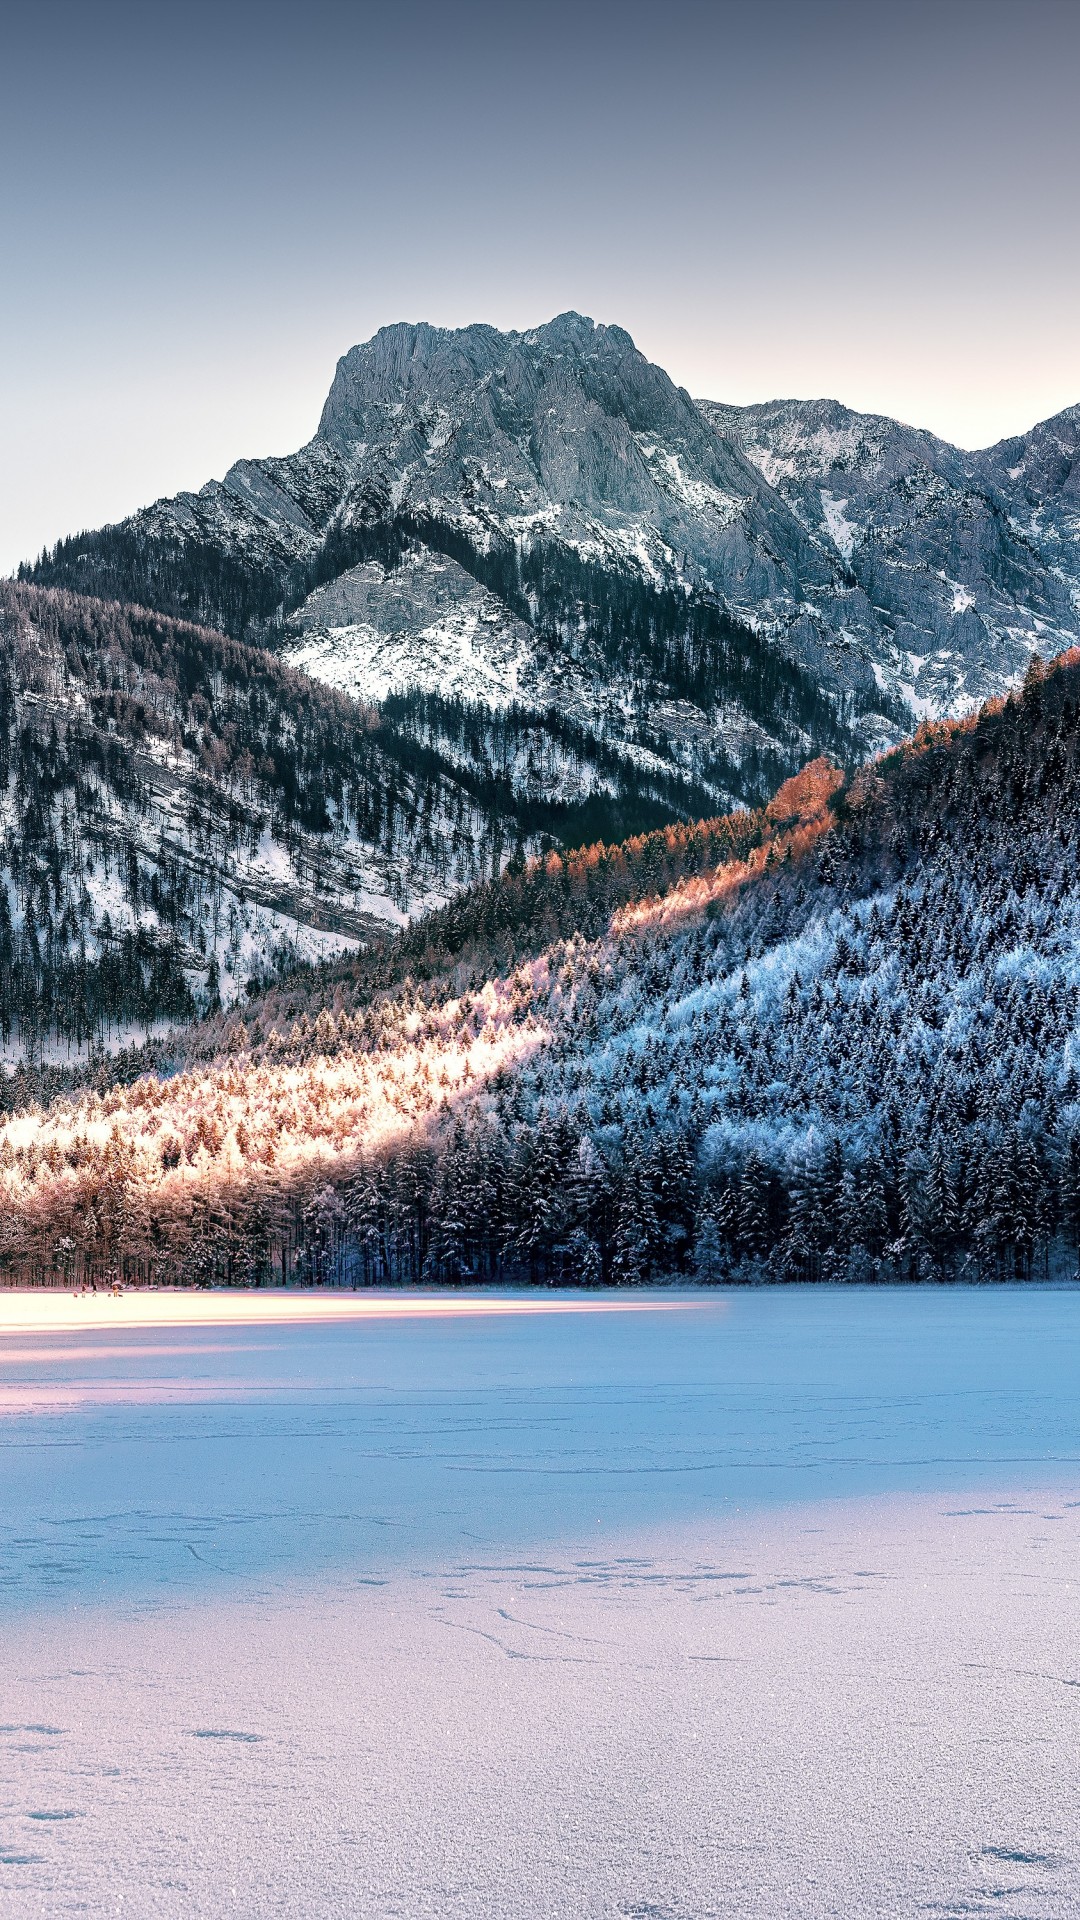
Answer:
[
  {"xmin": 313, "ymin": 314, "xmax": 825, "ymax": 594},
  {"xmin": 27, "ymin": 315, "xmax": 1080, "ymax": 806},
  {"xmin": 976, "ymin": 404, "xmax": 1080, "ymax": 614},
  {"xmin": 702, "ymin": 396, "xmax": 1080, "ymax": 717},
  {"xmin": 284, "ymin": 550, "xmax": 545, "ymax": 709}
]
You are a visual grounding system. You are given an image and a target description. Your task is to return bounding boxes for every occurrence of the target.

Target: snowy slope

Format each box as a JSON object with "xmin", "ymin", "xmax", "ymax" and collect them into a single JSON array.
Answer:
[
  {"xmin": 279, "ymin": 543, "xmax": 791, "ymax": 816},
  {"xmin": 283, "ymin": 549, "xmax": 547, "ymax": 708}
]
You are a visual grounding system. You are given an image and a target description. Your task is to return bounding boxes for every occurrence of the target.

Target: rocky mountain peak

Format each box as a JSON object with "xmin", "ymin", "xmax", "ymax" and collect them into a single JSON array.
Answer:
[
  {"xmin": 23, "ymin": 317, "xmax": 1080, "ymax": 792},
  {"xmin": 318, "ymin": 311, "xmax": 706, "ymax": 469}
]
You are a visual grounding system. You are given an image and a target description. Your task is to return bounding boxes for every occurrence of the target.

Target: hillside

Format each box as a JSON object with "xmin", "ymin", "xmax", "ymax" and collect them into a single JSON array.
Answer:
[
  {"xmin": 3, "ymin": 647, "xmax": 1080, "ymax": 1286},
  {"xmin": 0, "ymin": 582, "xmax": 573, "ymax": 1055}
]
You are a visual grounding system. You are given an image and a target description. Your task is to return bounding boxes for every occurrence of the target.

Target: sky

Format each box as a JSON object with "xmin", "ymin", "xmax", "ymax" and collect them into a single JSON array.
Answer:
[{"xmin": 2, "ymin": 0, "xmax": 1078, "ymax": 575}]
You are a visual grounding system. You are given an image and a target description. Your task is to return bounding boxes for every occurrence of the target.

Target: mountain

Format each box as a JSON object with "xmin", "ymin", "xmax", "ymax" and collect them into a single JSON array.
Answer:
[
  {"xmin": 2, "ymin": 644, "xmax": 1080, "ymax": 1287},
  {"xmin": 14, "ymin": 316, "xmax": 1079, "ymax": 1071},
  {"xmin": 22, "ymin": 316, "xmax": 918, "ymax": 831},
  {"xmin": 25, "ymin": 316, "xmax": 1080, "ymax": 761},
  {"xmin": 701, "ymin": 395, "xmax": 1080, "ymax": 718}
]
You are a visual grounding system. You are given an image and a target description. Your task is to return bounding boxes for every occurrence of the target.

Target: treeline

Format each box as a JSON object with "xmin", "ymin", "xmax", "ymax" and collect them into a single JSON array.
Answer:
[
  {"xmin": 184, "ymin": 806, "xmax": 767, "ymax": 1064},
  {"xmin": 0, "ymin": 1039, "xmax": 166, "ymax": 1119},
  {"xmin": 23, "ymin": 527, "xmax": 294, "ymax": 643}
]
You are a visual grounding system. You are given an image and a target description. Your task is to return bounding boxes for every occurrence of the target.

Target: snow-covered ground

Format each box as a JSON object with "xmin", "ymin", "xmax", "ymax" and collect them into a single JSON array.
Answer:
[
  {"xmin": 1, "ymin": 1287, "xmax": 1078, "ymax": 1918},
  {"xmin": 284, "ymin": 550, "xmax": 545, "ymax": 710},
  {"xmin": 820, "ymin": 488, "xmax": 858, "ymax": 563}
]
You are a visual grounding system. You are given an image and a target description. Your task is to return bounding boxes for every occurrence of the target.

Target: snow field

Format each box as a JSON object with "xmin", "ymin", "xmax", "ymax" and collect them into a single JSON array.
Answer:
[{"xmin": 0, "ymin": 1286, "xmax": 1079, "ymax": 1915}]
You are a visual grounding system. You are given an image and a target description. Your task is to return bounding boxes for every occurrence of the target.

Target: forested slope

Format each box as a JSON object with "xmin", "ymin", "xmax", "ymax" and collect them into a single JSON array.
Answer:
[
  {"xmin": 27, "ymin": 512, "xmax": 885, "ymax": 827},
  {"xmin": 0, "ymin": 583, "xmax": 530, "ymax": 1051},
  {"xmin": 2, "ymin": 583, "xmax": 720, "ymax": 1059},
  {"xmin": 3, "ymin": 646, "xmax": 1080, "ymax": 1285}
]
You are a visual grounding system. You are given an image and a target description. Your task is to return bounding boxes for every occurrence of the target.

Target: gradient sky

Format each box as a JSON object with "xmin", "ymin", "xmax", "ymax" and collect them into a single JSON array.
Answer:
[{"xmin": 2, "ymin": 0, "xmax": 1078, "ymax": 574}]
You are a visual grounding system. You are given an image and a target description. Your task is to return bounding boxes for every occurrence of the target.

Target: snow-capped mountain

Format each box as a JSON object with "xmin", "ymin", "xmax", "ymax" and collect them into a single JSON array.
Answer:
[
  {"xmin": 701, "ymin": 395, "xmax": 1080, "ymax": 717},
  {"xmin": 24, "ymin": 316, "xmax": 910, "ymax": 819},
  {"xmin": 29, "ymin": 315, "xmax": 1080, "ymax": 756}
]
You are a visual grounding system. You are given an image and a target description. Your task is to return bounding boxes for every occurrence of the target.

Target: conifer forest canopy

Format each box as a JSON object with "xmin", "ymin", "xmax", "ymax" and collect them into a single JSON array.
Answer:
[{"xmin": 2, "ymin": 625, "xmax": 1080, "ymax": 1288}]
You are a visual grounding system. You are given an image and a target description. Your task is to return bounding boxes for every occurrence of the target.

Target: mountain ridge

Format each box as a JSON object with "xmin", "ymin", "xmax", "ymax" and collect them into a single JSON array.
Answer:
[
  {"xmin": 25, "ymin": 315, "xmax": 1080, "ymax": 739},
  {"xmin": 700, "ymin": 390, "xmax": 1080, "ymax": 717}
]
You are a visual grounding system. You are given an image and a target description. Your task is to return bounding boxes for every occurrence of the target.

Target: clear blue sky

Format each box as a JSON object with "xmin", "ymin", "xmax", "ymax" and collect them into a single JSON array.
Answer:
[{"xmin": 3, "ymin": 0, "xmax": 1078, "ymax": 574}]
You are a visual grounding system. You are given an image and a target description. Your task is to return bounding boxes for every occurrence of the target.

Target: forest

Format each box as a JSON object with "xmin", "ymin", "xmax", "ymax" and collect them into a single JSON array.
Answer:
[
  {"xmin": 25, "ymin": 502, "xmax": 899, "ymax": 752},
  {"xmin": 4, "ymin": 582, "xmax": 696, "ymax": 1051},
  {"xmin": 2, "ymin": 647, "xmax": 1080, "ymax": 1286},
  {"xmin": 5, "ymin": 536, "xmax": 892, "ymax": 1061}
]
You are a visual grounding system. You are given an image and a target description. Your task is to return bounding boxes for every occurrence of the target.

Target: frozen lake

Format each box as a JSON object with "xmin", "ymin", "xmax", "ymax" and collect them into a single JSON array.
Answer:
[{"xmin": 1, "ymin": 1286, "xmax": 1078, "ymax": 1918}]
